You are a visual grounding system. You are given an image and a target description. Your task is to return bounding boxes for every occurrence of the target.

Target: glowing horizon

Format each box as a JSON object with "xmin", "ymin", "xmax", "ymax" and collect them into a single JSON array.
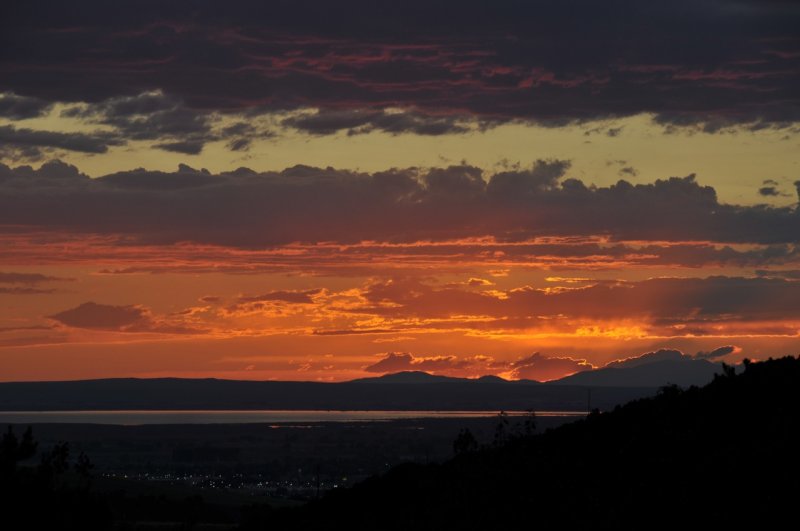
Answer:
[{"xmin": 2, "ymin": 1, "xmax": 799, "ymax": 382}]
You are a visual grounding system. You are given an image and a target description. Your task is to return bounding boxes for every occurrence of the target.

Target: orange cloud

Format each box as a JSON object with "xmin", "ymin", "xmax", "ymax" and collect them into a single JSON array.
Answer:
[
  {"xmin": 507, "ymin": 353, "xmax": 594, "ymax": 381},
  {"xmin": 362, "ymin": 351, "xmax": 594, "ymax": 381}
]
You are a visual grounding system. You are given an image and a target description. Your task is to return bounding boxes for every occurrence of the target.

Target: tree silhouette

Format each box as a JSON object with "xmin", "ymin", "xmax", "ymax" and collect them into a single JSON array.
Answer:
[
  {"xmin": 521, "ymin": 408, "xmax": 537, "ymax": 437},
  {"xmin": 453, "ymin": 428, "xmax": 479, "ymax": 455},
  {"xmin": 721, "ymin": 362, "xmax": 737, "ymax": 378},
  {"xmin": 1, "ymin": 425, "xmax": 37, "ymax": 473},
  {"xmin": 76, "ymin": 451, "xmax": 95, "ymax": 490},
  {"xmin": 492, "ymin": 410, "xmax": 510, "ymax": 446}
]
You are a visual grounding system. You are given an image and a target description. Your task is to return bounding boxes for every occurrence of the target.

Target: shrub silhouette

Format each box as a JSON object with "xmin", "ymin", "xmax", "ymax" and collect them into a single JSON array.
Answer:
[{"xmin": 452, "ymin": 428, "xmax": 478, "ymax": 455}]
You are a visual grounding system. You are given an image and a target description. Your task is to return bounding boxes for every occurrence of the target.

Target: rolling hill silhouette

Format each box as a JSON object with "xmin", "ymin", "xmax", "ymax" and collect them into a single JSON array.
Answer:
[
  {"xmin": 0, "ymin": 359, "xmax": 726, "ymax": 411},
  {"xmin": 349, "ymin": 371, "xmax": 465, "ymax": 384},
  {"xmin": 0, "ymin": 376, "xmax": 641, "ymax": 412}
]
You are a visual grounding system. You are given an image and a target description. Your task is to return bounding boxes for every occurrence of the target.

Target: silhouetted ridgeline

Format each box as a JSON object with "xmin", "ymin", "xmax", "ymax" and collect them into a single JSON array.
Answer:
[
  {"xmin": 244, "ymin": 357, "xmax": 800, "ymax": 530},
  {"xmin": 0, "ymin": 360, "xmax": 725, "ymax": 411},
  {"xmin": 0, "ymin": 376, "xmax": 653, "ymax": 411}
]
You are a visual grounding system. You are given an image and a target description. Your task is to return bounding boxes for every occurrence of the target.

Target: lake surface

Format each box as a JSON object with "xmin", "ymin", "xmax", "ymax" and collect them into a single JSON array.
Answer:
[{"xmin": 0, "ymin": 409, "xmax": 586, "ymax": 425}]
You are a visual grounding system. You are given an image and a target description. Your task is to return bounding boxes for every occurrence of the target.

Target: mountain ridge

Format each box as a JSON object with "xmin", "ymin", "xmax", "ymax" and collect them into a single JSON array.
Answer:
[{"xmin": 0, "ymin": 359, "xmax": 726, "ymax": 412}]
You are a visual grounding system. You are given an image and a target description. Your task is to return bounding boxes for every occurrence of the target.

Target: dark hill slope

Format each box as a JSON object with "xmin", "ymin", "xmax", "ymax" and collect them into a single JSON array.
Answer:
[
  {"xmin": 552, "ymin": 358, "xmax": 723, "ymax": 387},
  {"xmin": 255, "ymin": 357, "xmax": 800, "ymax": 530}
]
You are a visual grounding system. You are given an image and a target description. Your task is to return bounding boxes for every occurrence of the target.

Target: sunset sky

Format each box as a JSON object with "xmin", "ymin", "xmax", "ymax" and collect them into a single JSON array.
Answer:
[{"xmin": 1, "ymin": 0, "xmax": 799, "ymax": 382}]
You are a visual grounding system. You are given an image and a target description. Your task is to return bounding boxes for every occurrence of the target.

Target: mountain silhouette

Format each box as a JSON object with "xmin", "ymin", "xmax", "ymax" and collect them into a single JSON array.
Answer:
[
  {"xmin": 350, "ymin": 371, "xmax": 467, "ymax": 384},
  {"xmin": 0, "ymin": 358, "xmax": 726, "ymax": 412},
  {"xmin": 0, "ymin": 376, "xmax": 645, "ymax": 411},
  {"xmin": 551, "ymin": 358, "xmax": 724, "ymax": 387}
]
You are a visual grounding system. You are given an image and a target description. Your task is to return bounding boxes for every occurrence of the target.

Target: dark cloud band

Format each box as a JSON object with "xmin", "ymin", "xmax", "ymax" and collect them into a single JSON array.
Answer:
[
  {"xmin": 1, "ymin": 160, "xmax": 798, "ymax": 247},
  {"xmin": 1, "ymin": 1, "xmax": 798, "ymax": 130}
]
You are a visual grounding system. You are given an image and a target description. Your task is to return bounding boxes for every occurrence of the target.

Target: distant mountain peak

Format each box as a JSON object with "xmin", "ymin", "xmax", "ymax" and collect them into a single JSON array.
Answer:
[
  {"xmin": 475, "ymin": 374, "xmax": 508, "ymax": 383},
  {"xmin": 351, "ymin": 371, "xmax": 462, "ymax": 384},
  {"xmin": 351, "ymin": 372, "xmax": 519, "ymax": 384},
  {"xmin": 550, "ymin": 358, "xmax": 723, "ymax": 387}
]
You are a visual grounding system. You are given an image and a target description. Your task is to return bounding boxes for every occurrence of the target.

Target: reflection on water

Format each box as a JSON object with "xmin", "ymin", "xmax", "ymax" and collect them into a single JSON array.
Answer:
[{"xmin": 0, "ymin": 409, "xmax": 586, "ymax": 425}]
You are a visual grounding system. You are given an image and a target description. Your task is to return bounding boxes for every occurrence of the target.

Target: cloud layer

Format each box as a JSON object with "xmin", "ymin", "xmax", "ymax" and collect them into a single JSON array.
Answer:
[
  {"xmin": 360, "ymin": 345, "xmax": 737, "ymax": 381},
  {"xmin": 349, "ymin": 276, "xmax": 800, "ymax": 337},
  {"xmin": 0, "ymin": 271, "xmax": 73, "ymax": 294},
  {"xmin": 362, "ymin": 351, "xmax": 594, "ymax": 381},
  {"xmin": 1, "ymin": 1, "xmax": 798, "ymax": 155},
  {"xmin": 1, "ymin": 160, "xmax": 799, "ymax": 249}
]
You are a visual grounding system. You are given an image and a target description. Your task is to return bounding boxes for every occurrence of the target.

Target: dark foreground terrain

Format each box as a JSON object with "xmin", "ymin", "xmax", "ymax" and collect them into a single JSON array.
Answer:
[
  {"xmin": 0, "ymin": 415, "xmax": 576, "ymax": 529},
  {"xmin": 242, "ymin": 357, "xmax": 800, "ymax": 530},
  {"xmin": 8, "ymin": 415, "xmax": 579, "ymax": 499},
  {"xmin": 2, "ymin": 357, "xmax": 798, "ymax": 529}
]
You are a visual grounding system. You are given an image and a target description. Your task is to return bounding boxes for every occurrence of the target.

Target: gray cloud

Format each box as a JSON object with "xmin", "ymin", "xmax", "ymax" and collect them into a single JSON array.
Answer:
[
  {"xmin": 64, "ymin": 92, "xmax": 210, "ymax": 139},
  {"xmin": 1, "ymin": 160, "xmax": 799, "ymax": 248},
  {"xmin": 53, "ymin": 92, "xmax": 281, "ymax": 156},
  {"xmin": 283, "ymin": 109, "xmax": 477, "ymax": 136},
  {"xmin": 62, "ymin": 92, "xmax": 215, "ymax": 154},
  {"xmin": 1, "ymin": 1, "xmax": 798, "ymax": 132},
  {"xmin": 604, "ymin": 345, "xmax": 737, "ymax": 367},
  {"xmin": 0, "ymin": 92, "xmax": 52, "ymax": 119},
  {"xmin": 758, "ymin": 179, "xmax": 793, "ymax": 198},
  {"xmin": 486, "ymin": 159, "xmax": 571, "ymax": 198},
  {"xmin": 227, "ymin": 138, "xmax": 251, "ymax": 151},
  {"xmin": 153, "ymin": 140, "xmax": 205, "ymax": 155},
  {"xmin": 0, "ymin": 125, "xmax": 121, "ymax": 154},
  {"xmin": 694, "ymin": 345, "xmax": 737, "ymax": 360},
  {"xmin": 0, "ymin": 144, "xmax": 45, "ymax": 162}
]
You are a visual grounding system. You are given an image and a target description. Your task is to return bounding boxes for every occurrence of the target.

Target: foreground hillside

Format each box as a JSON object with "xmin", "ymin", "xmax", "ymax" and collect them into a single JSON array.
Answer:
[{"xmin": 250, "ymin": 357, "xmax": 800, "ymax": 530}]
